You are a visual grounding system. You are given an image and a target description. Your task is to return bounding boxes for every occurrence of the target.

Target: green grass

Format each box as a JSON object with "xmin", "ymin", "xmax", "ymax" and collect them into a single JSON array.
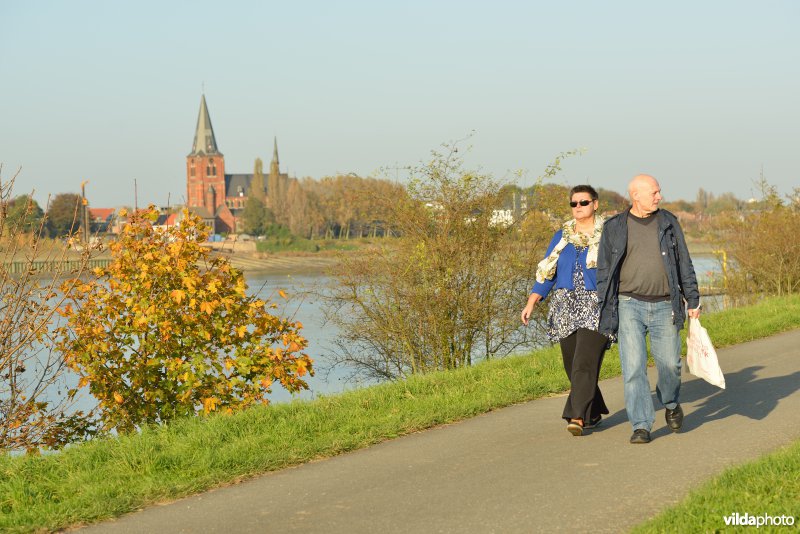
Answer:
[
  {"xmin": 632, "ymin": 440, "xmax": 800, "ymax": 533},
  {"xmin": 255, "ymin": 237, "xmax": 358, "ymax": 253},
  {"xmin": 2, "ymin": 294, "xmax": 800, "ymax": 533}
]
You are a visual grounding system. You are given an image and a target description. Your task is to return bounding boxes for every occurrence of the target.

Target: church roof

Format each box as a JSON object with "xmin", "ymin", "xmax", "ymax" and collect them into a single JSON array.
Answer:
[
  {"xmin": 189, "ymin": 95, "xmax": 222, "ymax": 157},
  {"xmin": 225, "ymin": 174, "xmax": 252, "ymax": 199},
  {"xmin": 224, "ymin": 173, "xmax": 270, "ymax": 199}
]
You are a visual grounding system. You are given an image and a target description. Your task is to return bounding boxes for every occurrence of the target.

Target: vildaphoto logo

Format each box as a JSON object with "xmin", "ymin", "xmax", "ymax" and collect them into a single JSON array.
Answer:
[{"xmin": 723, "ymin": 512, "xmax": 796, "ymax": 528}]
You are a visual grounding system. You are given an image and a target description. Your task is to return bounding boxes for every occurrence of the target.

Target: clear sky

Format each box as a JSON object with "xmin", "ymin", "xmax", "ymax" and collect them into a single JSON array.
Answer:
[{"xmin": 1, "ymin": 0, "xmax": 798, "ymax": 208}]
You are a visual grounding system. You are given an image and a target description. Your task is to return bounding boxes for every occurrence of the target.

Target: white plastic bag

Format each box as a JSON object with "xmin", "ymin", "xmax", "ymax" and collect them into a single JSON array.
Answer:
[{"xmin": 686, "ymin": 317, "xmax": 725, "ymax": 389}]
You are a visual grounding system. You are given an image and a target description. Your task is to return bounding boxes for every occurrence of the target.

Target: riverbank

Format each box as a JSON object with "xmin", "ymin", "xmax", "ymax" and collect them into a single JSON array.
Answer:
[
  {"xmin": 0, "ymin": 237, "xmax": 718, "ymax": 278},
  {"xmin": 215, "ymin": 250, "xmax": 341, "ymax": 275},
  {"xmin": 2, "ymin": 294, "xmax": 799, "ymax": 533},
  {"xmin": 212, "ymin": 238, "xmax": 720, "ymax": 276}
]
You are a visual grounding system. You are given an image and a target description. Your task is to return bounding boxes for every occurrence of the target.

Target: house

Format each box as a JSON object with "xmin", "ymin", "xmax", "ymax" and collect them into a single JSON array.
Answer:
[
  {"xmin": 88, "ymin": 208, "xmax": 116, "ymax": 232},
  {"xmin": 153, "ymin": 212, "xmax": 180, "ymax": 232}
]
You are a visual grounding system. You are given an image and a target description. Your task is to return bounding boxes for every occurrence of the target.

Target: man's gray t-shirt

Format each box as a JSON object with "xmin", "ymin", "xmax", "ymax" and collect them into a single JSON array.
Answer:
[{"xmin": 619, "ymin": 211, "xmax": 670, "ymax": 301}]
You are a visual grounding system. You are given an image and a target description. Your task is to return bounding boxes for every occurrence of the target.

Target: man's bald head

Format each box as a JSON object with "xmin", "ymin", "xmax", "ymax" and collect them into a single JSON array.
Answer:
[{"xmin": 628, "ymin": 174, "xmax": 662, "ymax": 217}]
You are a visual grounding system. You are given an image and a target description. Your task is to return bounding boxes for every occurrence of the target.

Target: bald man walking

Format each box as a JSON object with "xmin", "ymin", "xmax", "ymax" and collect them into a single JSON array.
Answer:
[{"xmin": 597, "ymin": 175, "xmax": 701, "ymax": 444}]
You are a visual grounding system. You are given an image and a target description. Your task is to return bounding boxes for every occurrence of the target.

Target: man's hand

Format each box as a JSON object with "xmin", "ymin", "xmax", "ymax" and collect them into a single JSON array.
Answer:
[{"xmin": 687, "ymin": 307, "xmax": 701, "ymax": 319}]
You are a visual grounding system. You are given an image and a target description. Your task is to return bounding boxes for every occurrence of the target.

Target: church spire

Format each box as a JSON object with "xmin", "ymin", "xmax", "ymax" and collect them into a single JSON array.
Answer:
[
  {"xmin": 189, "ymin": 94, "xmax": 222, "ymax": 156},
  {"xmin": 270, "ymin": 136, "xmax": 280, "ymax": 175}
]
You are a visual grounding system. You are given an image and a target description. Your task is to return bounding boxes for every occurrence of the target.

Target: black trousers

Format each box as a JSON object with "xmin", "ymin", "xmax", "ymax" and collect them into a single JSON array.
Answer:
[{"xmin": 559, "ymin": 328, "xmax": 609, "ymax": 422}]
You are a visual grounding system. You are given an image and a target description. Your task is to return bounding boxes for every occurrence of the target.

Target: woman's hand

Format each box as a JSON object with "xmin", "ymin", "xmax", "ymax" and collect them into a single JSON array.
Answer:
[{"xmin": 521, "ymin": 293, "xmax": 543, "ymax": 326}]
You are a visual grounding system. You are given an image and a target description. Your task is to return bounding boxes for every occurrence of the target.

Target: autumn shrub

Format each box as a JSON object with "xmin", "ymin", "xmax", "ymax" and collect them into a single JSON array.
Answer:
[
  {"xmin": 714, "ymin": 181, "xmax": 800, "ymax": 298},
  {"xmin": 55, "ymin": 207, "xmax": 313, "ymax": 434},
  {"xmin": 0, "ymin": 168, "xmax": 94, "ymax": 452}
]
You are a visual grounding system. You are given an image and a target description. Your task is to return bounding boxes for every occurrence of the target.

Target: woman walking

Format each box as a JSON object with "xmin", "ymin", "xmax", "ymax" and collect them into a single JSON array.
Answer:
[{"xmin": 521, "ymin": 185, "xmax": 609, "ymax": 436}]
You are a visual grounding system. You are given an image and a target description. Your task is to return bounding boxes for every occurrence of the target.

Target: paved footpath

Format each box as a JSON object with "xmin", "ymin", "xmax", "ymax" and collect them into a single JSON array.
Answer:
[{"xmin": 80, "ymin": 330, "xmax": 800, "ymax": 534}]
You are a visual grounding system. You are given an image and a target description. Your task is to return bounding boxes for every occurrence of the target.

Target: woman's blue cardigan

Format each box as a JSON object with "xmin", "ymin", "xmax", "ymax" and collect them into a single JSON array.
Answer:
[{"xmin": 530, "ymin": 229, "xmax": 598, "ymax": 299}]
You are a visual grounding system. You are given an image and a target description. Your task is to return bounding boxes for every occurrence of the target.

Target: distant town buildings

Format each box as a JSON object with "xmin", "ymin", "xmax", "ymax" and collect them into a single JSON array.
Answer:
[{"xmin": 186, "ymin": 95, "xmax": 288, "ymax": 233}]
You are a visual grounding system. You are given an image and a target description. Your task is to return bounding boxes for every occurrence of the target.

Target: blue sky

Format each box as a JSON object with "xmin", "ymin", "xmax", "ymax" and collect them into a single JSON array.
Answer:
[{"xmin": 1, "ymin": 0, "xmax": 798, "ymax": 208}]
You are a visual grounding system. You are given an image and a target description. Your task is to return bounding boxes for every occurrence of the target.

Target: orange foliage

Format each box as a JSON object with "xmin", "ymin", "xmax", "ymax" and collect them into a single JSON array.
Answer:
[{"xmin": 56, "ymin": 206, "xmax": 313, "ymax": 433}]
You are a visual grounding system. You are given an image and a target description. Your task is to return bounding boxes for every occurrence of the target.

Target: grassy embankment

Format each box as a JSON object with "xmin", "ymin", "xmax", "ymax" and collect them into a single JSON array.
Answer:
[
  {"xmin": 1, "ymin": 295, "xmax": 799, "ymax": 533},
  {"xmin": 633, "ymin": 439, "xmax": 800, "ymax": 533}
]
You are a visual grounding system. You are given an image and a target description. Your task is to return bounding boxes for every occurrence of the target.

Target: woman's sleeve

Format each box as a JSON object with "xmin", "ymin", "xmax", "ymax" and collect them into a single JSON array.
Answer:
[{"xmin": 530, "ymin": 231, "xmax": 562, "ymax": 299}]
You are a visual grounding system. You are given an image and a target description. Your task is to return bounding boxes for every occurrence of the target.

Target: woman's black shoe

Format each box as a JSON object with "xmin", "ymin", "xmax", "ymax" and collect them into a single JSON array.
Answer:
[{"xmin": 584, "ymin": 416, "xmax": 602, "ymax": 429}]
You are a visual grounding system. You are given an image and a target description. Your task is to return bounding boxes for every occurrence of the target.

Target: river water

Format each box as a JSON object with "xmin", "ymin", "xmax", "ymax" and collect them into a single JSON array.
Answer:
[
  {"xmin": 250, "ymin": 254, "xmax": 725, "ymax": 403},
  {"xmin": 43, "ymin": 254, "xmax": 726, "ymax": 412}
]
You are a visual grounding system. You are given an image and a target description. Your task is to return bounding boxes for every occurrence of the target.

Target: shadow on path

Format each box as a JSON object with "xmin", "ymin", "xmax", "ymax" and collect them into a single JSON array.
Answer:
[{"xmin": 592, "ymin": 366, "xmax": 800, "ymax": 438}]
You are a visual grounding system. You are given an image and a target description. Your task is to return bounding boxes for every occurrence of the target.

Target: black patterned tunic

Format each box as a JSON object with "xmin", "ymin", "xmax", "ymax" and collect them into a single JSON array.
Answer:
[{"xmin": 546, "ymin": 246, "xmax": 601, "ymax": 343}]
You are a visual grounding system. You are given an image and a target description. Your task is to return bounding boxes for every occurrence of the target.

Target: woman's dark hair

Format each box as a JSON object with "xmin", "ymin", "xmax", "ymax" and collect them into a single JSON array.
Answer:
[{"xmin": 569, "ymin": 184, "xmax": 599, "ymax": 201}]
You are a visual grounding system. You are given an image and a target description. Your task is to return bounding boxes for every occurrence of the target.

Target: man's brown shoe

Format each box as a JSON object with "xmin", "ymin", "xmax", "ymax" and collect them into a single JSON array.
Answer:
[{"xmin": 630, "ymin": 429, "xmax": 651, "ymax": 444}]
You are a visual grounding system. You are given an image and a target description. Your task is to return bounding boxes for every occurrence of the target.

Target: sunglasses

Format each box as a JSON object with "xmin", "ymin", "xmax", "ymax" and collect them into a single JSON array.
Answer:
[{"xmin": 569, "ymin": 199, "xmax": 593, "ymax": 208}]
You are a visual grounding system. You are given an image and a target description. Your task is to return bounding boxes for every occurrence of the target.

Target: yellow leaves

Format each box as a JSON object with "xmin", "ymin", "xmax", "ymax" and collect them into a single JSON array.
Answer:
[
  {"xmin": 295, "ymin": 358, "xmax": 309, "ymax": 377},
  {"xmin": 278, "ymin": 289, "xmax": 287, "ymax": 299},
  {"xmin": 234, "ymin": 280, "xmax": 247, "ymax": 297},
  {"xmin": 202, "ymin": 397, "xmax": 218, "ymax": 414},
  {"xmin": 52, "ymin": 203, "xmax": 314, "ymax": 432}
]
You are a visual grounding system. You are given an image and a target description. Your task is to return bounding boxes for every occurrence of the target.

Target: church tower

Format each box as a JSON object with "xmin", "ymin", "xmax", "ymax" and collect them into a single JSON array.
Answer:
[
  {"xmin": 186, "ymin": 95, "xmax": 226, "ymax": 213},
  {"xmin": 269, "ymin": 136, "xmax": 280, "ymax": 176}
]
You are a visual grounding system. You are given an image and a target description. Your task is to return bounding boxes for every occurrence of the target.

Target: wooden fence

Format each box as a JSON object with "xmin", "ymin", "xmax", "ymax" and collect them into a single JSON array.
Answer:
[{"xmin": 2, "ymin": 258, "xmax": 113, "ymax": 275}]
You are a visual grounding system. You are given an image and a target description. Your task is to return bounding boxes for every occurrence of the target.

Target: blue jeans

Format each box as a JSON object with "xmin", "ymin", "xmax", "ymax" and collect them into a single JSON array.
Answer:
[{"xmin": 618, "ymin": 296, "xmax": 682, "ymax": 431}]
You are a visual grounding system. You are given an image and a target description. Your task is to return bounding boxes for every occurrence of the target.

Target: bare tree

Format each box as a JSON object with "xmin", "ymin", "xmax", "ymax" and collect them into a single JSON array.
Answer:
[
  {"xmin": 0, "ymin": 166, "xmax": 95, "ymax": 452},
  {"xmin": 322, "ymin": 143, "xmax": 567, "ymax": 381}
]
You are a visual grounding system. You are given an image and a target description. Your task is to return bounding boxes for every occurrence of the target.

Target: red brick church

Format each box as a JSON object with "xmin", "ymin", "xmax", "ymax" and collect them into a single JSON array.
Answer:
[{"xmin": 186, "ymin": 95, "xmax": 287, "ymax": 233}]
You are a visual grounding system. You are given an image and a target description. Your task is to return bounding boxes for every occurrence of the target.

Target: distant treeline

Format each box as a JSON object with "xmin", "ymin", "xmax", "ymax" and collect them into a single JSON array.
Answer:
[{"xmin": 241, "ymin": 173, "xmax": 408, "ymax": 239}]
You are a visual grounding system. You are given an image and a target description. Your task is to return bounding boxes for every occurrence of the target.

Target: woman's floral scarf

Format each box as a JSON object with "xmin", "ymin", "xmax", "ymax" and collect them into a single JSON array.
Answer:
[{"xmin": 535, "ymin": 215, "xmax": 605, "ymax": 284}]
